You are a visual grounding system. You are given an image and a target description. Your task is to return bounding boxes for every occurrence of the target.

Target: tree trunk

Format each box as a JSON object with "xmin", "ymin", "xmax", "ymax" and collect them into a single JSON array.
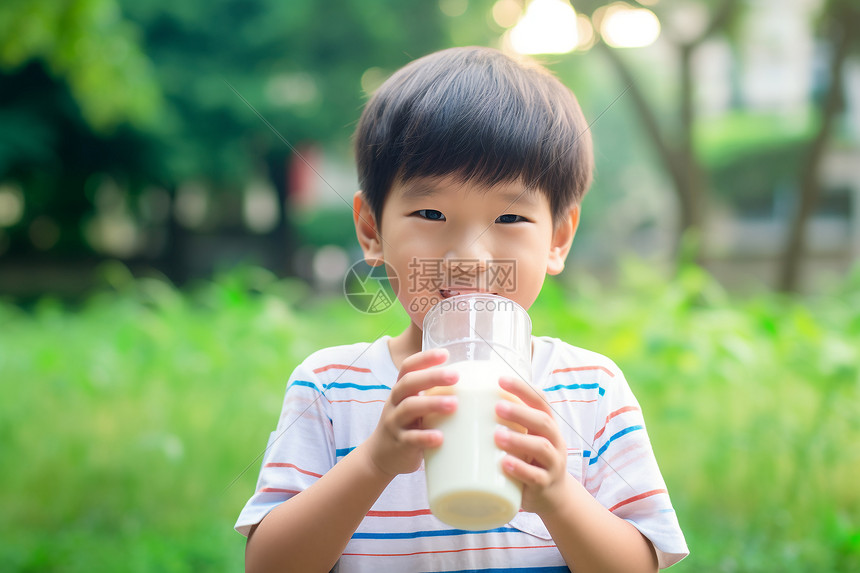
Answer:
[
  {"xmin": 596, "ymin": 42, "xmax": 707, "ymax": 260},
  {"xmin": 593, "ymin": 0, "xmax": 740, "ymax": 264},
  {"xmin": 267, "ymin": 152, "xmax": 296, "ymax": 278},
  {"xmin": 777, "ymin": 19, "xmax": 851, "ymax": 293},
  {"xmin": 678, "ymin": 43, "xmax": 708, "ymax": 256}
]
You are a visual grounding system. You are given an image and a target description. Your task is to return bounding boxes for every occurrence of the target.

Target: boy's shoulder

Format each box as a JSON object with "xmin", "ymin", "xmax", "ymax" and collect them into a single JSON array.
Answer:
[
  {"xmin": 301, "ymin": 340, "xmax": 375, "ymax": 363},
  {"xmin": 533, "ymin": 335, "xmax": 625, "ymax": 381},
  {"xmin": 294, "ymin": 336, "xmax": 395, "ymax": 381},
  {"xmin": 533, "ymin": 336, "xmax": 639, "ymax": 406}
]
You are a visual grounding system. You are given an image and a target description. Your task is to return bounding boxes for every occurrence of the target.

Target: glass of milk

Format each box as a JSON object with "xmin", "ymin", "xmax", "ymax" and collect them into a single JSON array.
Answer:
[{"xmin": 421, "ymin": 293, "xmax": 532, "ymax": 530}]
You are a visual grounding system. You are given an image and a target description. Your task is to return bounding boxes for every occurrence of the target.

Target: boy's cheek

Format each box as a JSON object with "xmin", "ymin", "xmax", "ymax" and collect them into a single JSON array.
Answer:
[{"xmin": 386, "ymin": 264, "xmax": 401, "ymax": 293}]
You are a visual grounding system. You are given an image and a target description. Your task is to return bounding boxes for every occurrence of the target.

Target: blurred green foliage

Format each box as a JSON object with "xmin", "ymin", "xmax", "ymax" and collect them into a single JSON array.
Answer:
[
  {"xmin": 0, "ymin": 0, "xmax": 165, "ymax": 259},
  {"xmin": 0, "ymin": 0, "xmax": 163, "ymax": 131},
  {"xmin": 0, "ymin": 0, "xmax": 500, "ymax": 260},
  {"xmin": 1, "ymin": 261, "xmax": 858, "ymax": 571},
  {"xmin": 697, "ymin": 112, "xmax": 816, "ymax": 170},
  {"xmin": 290, "ymin": 205, "xmax": 358, "ymax": 251},
  {"xmin": 2, "ymin": 0, "xmax": 852, "ymax": 288},
  {"xmin": 0, "ymin": 0, "xmax": 496, "ymax": 178}
]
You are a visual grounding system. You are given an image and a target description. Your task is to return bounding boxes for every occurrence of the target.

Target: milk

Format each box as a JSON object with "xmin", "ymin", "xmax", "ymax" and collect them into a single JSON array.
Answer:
[{"xmin": 423, "ymin": 358, "xmax": 529, "ymax": 530}]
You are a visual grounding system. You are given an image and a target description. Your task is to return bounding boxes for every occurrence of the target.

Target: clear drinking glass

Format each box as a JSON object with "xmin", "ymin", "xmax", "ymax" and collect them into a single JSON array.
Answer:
[{"xmin": 422, "ymin": 293, "xmax": 532, "ymax": 530}]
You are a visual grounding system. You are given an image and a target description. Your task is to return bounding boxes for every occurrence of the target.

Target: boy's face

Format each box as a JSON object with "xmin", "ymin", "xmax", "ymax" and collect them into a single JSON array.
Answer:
[{"xmin": 354, "ymin": 175, "xmax": 579, "ymax": 331}]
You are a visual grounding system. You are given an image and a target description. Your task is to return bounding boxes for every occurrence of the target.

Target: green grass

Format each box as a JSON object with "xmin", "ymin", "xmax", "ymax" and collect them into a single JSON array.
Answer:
[{"xmin": 1, "ymin": 261, "xmax": 858, "ymax": 572}]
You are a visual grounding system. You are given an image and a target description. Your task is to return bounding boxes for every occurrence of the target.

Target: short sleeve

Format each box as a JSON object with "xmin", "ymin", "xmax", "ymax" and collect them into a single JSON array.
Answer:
[
  {"xmin": 234, "ymin": 361, "xmax": 335, "ymax": 537},
  {"xmin": 584, "ymin": 368, "xmax": 689, "ymax": 568}
]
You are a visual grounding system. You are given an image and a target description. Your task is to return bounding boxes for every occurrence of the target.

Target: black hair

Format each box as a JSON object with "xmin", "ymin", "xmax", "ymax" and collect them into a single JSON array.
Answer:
[{"xmin": 354, "ymin": 46, "xmax": 593, "ymax": 227}]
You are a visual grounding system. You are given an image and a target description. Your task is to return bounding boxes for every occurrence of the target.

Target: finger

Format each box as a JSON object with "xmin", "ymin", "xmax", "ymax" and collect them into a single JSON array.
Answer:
[
  {"xmin": 499, "ymin": 375, "xmax": 553, "ymax": 415},
  {"xmin": 500, "ymin": 452, "xmax": 551, "ymax": 488},
  {"xmin": 389, "ymin": 348, "xmax": 451, "ymax": 406},
  {"xmin": 400, "ymin": 428, "xmax": 445, "ymax": 449},
  {"xmin": 393, "ymin": 393, "xmax": 457, "ymax": 429},
  {"xmin": 397, "ymin": 348, "xmax": 449, "ymax": 380},
  {"xmin": 390, "ymin": 363, "xmax": 459, "ymax": 406},
  {"xmin": 495, "ymin": 427, "xmax": 560, "ymax": 471},
  {"xmin": 495, "ymin": 398, "xmax": 559, "ymax": 443}
]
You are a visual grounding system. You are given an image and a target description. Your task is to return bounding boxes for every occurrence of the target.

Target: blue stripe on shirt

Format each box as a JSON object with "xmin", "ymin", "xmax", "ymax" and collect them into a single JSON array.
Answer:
[
  {"xmin": 543, "ymin": 382, "xmax": 605, "ymax": 396},
  {"xmin": 589, "ymin": 425, "xmax": 644, "ymax": 465},
  {"xmin": 289, "ymin": 380, "xmax": 322, "ymax": 392},
  {"xmin": 324, "ymin": 381, "xmax": 391, "ymax": 391},
  {"xmin": 352, "ymin": 526, "xmax": 519, "ymax": 540},
  {"xmin": 289, "ymin": 380, "xmax": 391, "ymax": 393}
]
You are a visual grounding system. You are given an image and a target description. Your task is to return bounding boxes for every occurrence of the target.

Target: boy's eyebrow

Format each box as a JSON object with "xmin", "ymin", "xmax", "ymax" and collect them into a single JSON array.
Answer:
[
  {"xmin": 495, "ymin": 187, "xmax": 540, "ymax": 206},
  {"xmin": 397, "ymin": 179, "xmax": 443, "ymax": 199},
  {"xmin": 399, "ymin": 178, "xmax": 540, "ymax": 206}
]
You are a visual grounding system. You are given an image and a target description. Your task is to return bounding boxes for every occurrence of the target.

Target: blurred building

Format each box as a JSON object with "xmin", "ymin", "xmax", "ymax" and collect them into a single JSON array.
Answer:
[
  {"xmin": 598, "ymin": 0, "xmax": 860, "ymax": 291},
  {"xmin": 703, "ymin": 0, "xmax": 859, "ymax": 290}
]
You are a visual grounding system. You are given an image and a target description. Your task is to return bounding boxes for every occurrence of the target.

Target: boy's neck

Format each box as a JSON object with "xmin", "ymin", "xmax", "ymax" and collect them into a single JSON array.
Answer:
[{"xmin": 387, "ymin": 322, "xmax": 423, "ymax": 371}]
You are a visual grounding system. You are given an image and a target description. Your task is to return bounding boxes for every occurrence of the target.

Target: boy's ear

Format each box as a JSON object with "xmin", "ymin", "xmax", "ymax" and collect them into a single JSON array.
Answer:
[
  {"xmin": 353, "ymin": 191, "xmax": 385, "ymax": 266},
  {"xmin": 547, "ymin": 205, "xmax": 580, "ymax": 276}
]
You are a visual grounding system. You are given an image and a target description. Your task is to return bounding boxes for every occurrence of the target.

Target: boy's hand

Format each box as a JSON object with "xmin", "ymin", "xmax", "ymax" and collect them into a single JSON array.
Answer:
[
  {"xmin": 364, "ymin": 349, "xmax": 458, "ymax": 478},
  {"xmin": 494, "ymin": 375, "xmax": 572, "ymax": 516}
]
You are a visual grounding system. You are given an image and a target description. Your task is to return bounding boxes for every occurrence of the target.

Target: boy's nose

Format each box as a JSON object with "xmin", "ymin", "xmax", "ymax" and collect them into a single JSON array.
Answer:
[{"xmin": 443, "ymin": 233, "xmax": 492, "ymax": 274}]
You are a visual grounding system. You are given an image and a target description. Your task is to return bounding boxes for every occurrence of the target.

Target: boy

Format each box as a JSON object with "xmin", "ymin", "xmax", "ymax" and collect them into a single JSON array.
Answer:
[{"xmin": 236, "ymin": 46, "xmax": 688, "ymax": 572}]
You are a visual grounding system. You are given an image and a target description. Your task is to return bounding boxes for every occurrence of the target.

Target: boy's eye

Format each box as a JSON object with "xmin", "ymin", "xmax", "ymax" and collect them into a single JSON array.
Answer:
[
  {"xmin": 495, "ymin": 214, "xmax": 526, "ymax": 224},
  {"xmin": 415, "ymin": 209, "xmax": 446, "ymax": 221}
]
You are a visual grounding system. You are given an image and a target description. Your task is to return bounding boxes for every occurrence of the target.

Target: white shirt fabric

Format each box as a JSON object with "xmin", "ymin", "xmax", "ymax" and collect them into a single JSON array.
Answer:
[{"xmin": 236, "ymin": 335, "xmax": 689, "ymax": 571}]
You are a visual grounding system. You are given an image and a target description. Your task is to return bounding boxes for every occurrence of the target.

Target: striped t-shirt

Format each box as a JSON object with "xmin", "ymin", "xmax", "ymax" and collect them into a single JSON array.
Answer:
[{"xmin": 235, "ymin": 335, "xmax": 689, "ymax": 571}]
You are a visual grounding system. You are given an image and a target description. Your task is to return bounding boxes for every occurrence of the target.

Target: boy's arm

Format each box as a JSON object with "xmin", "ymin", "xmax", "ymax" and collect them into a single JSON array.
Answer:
[
  {"xmin": 536, "ymin": 476, "xmax": 658, "ymax": 572},
  {"xmin": 495, "ymin": 376, "xmax": 658, "ymax": 573},
  {"xmin": 245, "ymin": 349, "xmax": 458, "ymax": 573},
  {"xmin": 245, "ymin": 441, "xmax": 393, "ymax": 573}
]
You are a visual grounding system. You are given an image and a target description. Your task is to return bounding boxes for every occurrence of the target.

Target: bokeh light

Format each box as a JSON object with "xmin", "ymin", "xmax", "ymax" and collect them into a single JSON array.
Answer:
[
  {"xmin": 509, "ymin": 0, "xmax": 578, "ymax": 55},
  {"xmin": 243, "ymin": 180, "xmax": 280, "ymax": 234},
  {"xmin": 174, "ymin": 182, "xmax": 210, "ymax": 230},
  {"xmin": 361, "ymin": 67, "xmax": 388, "ymax": 96},
  {"xmin": 575, "ymin": 13, "xmax": 596, "ymax": 51},
  {"xmin": 599, "ymin": 3, "xmax": 661, "ymax": 48},
  {"xmin": 0, "ymin": 183, "xmax": 24, "ymax": 228},
  {"xmin": 492, "ymin": 0, "xmax": 522, "ymax": 29},
  {"xmin": 439, "ymin": 0, "xmax": 468, "ymax": 18}
]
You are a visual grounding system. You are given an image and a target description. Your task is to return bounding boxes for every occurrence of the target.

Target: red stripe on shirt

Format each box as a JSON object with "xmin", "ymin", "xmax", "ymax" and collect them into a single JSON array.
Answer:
[
  {"xmin": 593, "ymin": 406, "xmax": 640, "ymax": 440},
  {"xmin": 551, "ymin": 365, "xmax": 615, "ymax": 377},
  {"xmin": 342, "ymin": 544, "xmax": 558, "ymax": 557},
  {"xmin": 313, "ymin": 364, "xmax": 373, "ymax": 374},
  {"xmin": 608, "ymin": 489, "xmax": 667, "ymax": 512},
  {"xmin": 259, "ymin": 487, "xmax": 301, "ymax": 495},
  {"xmin": 263, "ymin": 462, "xmax": 323, "ymax": 478},
  {"xmin": 330, "ymin": 399, "xmax": 387, "ymax": 404},
  {"xmin": 365, "ymin": 509, "xmax": 434, "ymax": 517}
]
